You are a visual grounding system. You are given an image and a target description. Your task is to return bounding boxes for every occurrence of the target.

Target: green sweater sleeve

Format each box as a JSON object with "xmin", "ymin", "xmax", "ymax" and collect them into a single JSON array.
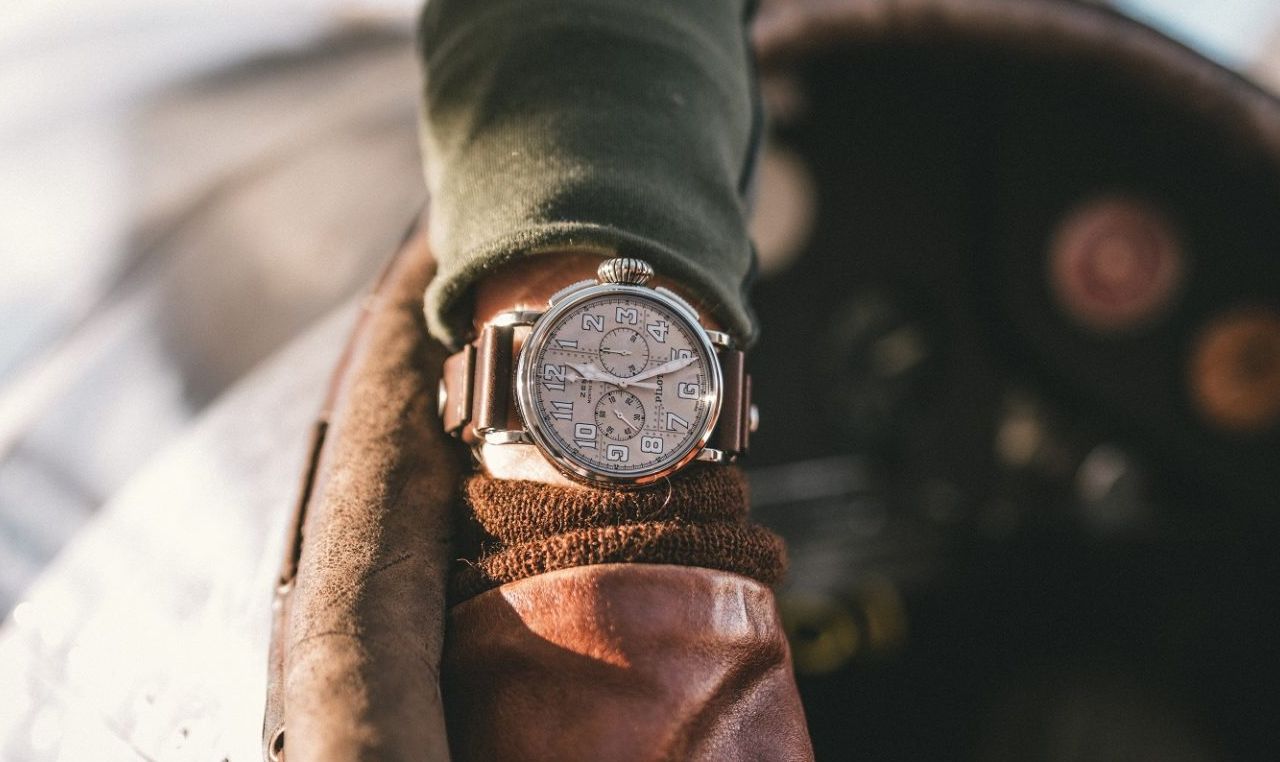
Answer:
[{"xmin": 417, "ymin": 0, "xmax": 760, "ymax": 349}]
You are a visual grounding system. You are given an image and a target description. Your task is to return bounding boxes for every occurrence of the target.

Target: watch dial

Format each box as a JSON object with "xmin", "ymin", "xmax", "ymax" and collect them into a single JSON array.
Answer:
[{"xmin": 525, "ymin": 293, "xmax": 717, "ymax": 479}]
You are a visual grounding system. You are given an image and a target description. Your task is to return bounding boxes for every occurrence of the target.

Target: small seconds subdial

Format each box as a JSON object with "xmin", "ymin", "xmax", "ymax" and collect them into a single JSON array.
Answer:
[
  {"xmin": 595, "ymin": 389, "xmax": 646, "ymax": 440},
  {"xmin": 598, "ymin": 328, "xmax": 650, "ymax": 378}
]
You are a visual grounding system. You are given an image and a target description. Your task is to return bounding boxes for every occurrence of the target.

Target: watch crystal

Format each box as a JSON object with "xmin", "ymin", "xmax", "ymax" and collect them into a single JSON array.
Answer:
[{"xmin": 524, "ymin": 292, "xmax": 717, "ymax": 480}]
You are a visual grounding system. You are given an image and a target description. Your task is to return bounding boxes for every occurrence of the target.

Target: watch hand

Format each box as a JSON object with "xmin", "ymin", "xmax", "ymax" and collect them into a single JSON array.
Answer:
[
  {"xmin": 566, "ymin": 362, "xmax": 659, "ymax": 391},
  {"xmin": 567, "ymin": 362, "xmax": 612, "ymax": 383},
  {"xmin": 613, "ymin": 410, "xmax": 633, "ymax": 427},
  {"xmin": 627, "ymin": 354, "xmax": 697, "ymax": 384},
  {"xmin": 599, "ymin": 348, "xmax": 631, "ymax": 356}
]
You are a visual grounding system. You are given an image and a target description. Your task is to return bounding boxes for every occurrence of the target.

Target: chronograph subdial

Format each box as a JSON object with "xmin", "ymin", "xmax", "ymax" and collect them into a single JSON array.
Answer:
[
  {"xmin": 598, "ymin": 327, "xmax": 650, "ymax": 378},
  {"xmin": 595, "ymin": 389, "xmax": 647, "ymax": 441}
]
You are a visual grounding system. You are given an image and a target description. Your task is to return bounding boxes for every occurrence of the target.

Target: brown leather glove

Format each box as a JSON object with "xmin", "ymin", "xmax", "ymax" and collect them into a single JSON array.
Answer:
[{"xmin": 445, "ymin": 564, "xmax": 812, "ymax": 761}]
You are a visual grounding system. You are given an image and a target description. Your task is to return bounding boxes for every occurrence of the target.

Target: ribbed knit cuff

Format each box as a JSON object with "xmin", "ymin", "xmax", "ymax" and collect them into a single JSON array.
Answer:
[{"xmin": 450, "ymin": 466, "xmax": 785, "ymax": 603}]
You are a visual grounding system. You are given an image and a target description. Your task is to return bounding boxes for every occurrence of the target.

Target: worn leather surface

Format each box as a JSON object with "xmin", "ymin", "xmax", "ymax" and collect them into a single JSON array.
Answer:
[
  {"xmin": 265, "ymin": 224, "xmax": 466, "ymax": 761},
  {"xmin": 442, "ymin": 330, "xmax": 752, "ymax": 455},
  {"xmin": 444, "ymin": 563, "xmax": 815, "ymax": 762}
]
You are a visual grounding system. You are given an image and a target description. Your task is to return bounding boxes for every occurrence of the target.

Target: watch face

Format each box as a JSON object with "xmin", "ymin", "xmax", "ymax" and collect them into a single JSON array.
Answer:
[{"xmin": 518, "ymin": 286, "xmax": 721, "ymax": 485}]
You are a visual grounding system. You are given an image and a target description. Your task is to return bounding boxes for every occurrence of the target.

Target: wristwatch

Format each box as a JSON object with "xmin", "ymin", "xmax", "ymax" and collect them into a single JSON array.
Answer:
[{"xmin": 439, "ymin": 257, "xmax": 757, "ymax": 487}]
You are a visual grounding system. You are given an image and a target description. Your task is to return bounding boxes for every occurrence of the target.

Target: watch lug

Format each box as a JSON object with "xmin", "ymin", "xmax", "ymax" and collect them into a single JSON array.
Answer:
[
  {"xmin": 490, "ymin": 309, "xmax": 544, "ymax": 327},
  {"xmin": 704, "ymin": 329, "xmax": 735, "ymax": 349},
  {"xmin": 695, "ymin": 447, "xmax": 732, "ymax": 464},
  {"xmin": 547, "ymin": 279, "xmax": 597, "ymax": 305},
  {"xmin": 653, "ymin": 288, "xmax": 738, "ymax": 349},
  {"xmin": 482, "ymin": 428, "xmax": 534, "ymax": 446}
]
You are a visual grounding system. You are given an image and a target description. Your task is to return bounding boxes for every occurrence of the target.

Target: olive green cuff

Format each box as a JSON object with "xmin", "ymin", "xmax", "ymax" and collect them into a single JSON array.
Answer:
[{"xmin": 417, "ymin": 0, "xmax": 760, "ymax": 349}]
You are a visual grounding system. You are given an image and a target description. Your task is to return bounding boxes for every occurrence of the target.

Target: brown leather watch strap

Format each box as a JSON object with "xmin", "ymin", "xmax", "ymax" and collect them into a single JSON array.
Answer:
[
  {"xmin": 712, "ymin": 348, "xmax": 751, "ymax": 457},
  {"xmin": 441, "ymin": 324, "xmax": 516, "ymax": 445},
  {"xmin": 473, "ymin": 324, "xmax": 515, "ymax": 434},
  {"xmin": 441, "ymin": 324, "xmax": 752, "ymax": 458},
  {"xmin": 440, "ymin": 344, "xmax": 474, "ymax": 435}
]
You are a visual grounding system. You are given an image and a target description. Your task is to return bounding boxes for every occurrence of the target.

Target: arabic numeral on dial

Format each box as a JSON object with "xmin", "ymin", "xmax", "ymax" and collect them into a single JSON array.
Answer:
[
  {"xmin": 665, "ymin": 412, "xmax": 690, "ymax": 431},
  {"xmin": 606, "ymin": 444, "xmax": 629, "ymax": 462},
  {"xmin": 669, "ymin": 348, "xmax": 693, "ymax": 361},
  {"xmin": 555, "ymin": 339, "xmax": 578, "ymax": 349},
  {"xmin": 574, "ymin": 423, "xmax": 597, "ymax": 448},
  {"xmin": 542, "ymin": 363, "xmax": 567, "ymax": 391},
  {"xmin": 640, "ymin": 436, "xmax": 663, "ymax": 454},
  {"xmin": 549, "ymin": 400, "xmax": 573, "ymax": 420},
  {"xmin": 615, "ymin": 306, "xmax": 639, "ymax": 325},
  {"xmin": 677, "ymin": 382, "xmax": 699, "ymax": 399},
  {"xmin": 646, "ymin": 320, "xmax": 668, "ymax": 343},
  {"xmin": 582, "ymin": 314, "xmax": 604, "ymax": 332}
]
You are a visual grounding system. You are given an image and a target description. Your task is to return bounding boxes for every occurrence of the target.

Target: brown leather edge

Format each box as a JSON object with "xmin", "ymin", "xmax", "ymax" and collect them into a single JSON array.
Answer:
[
  {"xmin": 262, "ymin": 418, "xmax": 327, "ymax": 760},
  {"xmin": 261, "ymin": 215, "xmax": 431, "ymax": 762}
]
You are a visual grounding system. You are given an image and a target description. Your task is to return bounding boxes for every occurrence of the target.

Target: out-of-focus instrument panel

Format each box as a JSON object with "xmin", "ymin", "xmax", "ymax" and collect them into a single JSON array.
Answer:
[{"xmin": 748, "ymin": 42, "xmax": 1280, "ymax": 761}]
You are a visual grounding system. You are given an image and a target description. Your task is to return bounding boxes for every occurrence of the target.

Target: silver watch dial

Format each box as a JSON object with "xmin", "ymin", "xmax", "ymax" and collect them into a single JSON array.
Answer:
[{"xmin": 519, "ymin": 288, "xmax": 720, "ymax": 483}]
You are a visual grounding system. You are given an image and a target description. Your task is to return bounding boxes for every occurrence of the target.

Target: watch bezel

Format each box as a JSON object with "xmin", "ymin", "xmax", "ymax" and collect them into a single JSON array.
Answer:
[{"xmin": 515, "ymin": 282, "xmax": 724, "ymax": 488}]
